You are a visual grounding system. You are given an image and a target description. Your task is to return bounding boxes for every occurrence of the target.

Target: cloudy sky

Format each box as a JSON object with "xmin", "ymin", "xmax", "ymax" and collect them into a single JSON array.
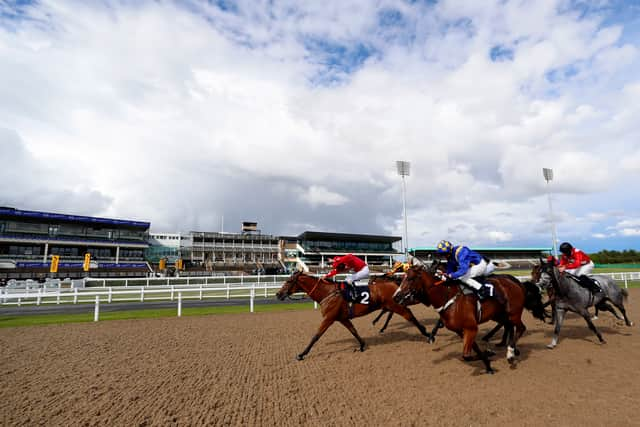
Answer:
[{"xmin": 1, "ymin": 0, "xmax": 640, "ymax": 252}]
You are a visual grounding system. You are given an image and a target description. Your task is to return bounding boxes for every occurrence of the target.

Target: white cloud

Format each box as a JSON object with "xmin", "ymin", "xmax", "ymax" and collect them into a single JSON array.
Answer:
[
  {"xmin": 1, "ymin": 1, "xmax": 639, "ymax": 250},
  {"xmin": 299, "ymin": 185, "xmax": 349, "ymax": 207}
]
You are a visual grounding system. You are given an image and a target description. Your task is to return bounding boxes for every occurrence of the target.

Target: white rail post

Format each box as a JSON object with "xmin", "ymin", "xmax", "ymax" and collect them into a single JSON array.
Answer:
[
  {"xmin": 94, "ymin": 295, "xmax": 100, "ymax": 322},
  {"xmin": 250, "ymin": 284, "xmax": 255, "ymax": 313},
  {"xmin": 226, "ymin": 281, "xmax": 230, "ymax": 299},
  {"xmin": 140, "ymin": 287, "xmax": 144, "ymax": 302},
  {"xmin": 108, "ymin": 287, "xmax": 112, "ymax": 303},
  {"xmin": 199, "ymin": 284, "xmax": 203, "ymax": 300},
  {"xmin": 74, "ymin": 288, "xmax": 78, "ymax": 304},
  {"xmin": 624, "ymin": 275, "xmax": 628, "ymax": 289},
  {"xmin": 171, "ymin": 285, "xmax": 175, "ymax": 301},
  {"xmin": 178, "ymin": 292, "xmax": 182, "ymax": 317},
  {"xmin": 57, "ymin": 290, "xmax": 60, "ymax": 304},
  {"xmin": 37, "ymin": 288, "xmax": 41, "ymax": 306}
]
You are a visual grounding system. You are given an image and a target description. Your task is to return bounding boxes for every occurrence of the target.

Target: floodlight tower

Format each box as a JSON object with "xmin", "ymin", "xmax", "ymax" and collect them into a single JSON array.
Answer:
[
  {"xmin": 543, "ymin": 168, "xmax": 558, "ymax": 257},
  {"xmin": 396, "ymin": 161, "xmax": 411, "ymax": 257}
]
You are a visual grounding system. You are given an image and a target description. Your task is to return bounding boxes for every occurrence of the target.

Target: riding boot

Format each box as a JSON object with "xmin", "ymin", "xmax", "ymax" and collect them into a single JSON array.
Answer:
[{"xmin": 350, "ymin": 284, "xmax": 359, "ymax": 302}]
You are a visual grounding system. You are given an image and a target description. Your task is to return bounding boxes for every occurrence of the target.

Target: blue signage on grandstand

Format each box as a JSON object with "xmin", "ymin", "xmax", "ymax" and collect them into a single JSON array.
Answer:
[
  {"xmin": 0, "ymin": 207, "xmax": 150, "ymax": 228},
  {"xmin": 17, "ymin": 262, "xmax": 148, "ymax": 269}
]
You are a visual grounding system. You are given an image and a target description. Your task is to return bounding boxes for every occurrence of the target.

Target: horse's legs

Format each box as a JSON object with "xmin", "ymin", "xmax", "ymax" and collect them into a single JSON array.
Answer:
[
  {"xmin": 297, "ymin": 317, "xmax": 335, "ymax": 360},
  {"xmin": 547, "ymin": 307, "xmax": 566, "ymax": 349},
  {"xmin": 429, "ymin": 319, "xmax": 444, "ymax": 344},
  {"xmin": 338, "ymin": 319, "xmax": 366, "ymax": 352},
  {"xmin": 480, "ymin": 323, "xmax": 503, "ymax": 343},
  {"xmin": 468, "ymin": 337, "xmax": 494, "ymax": 374},
  {"xmin": 380, "ymin": 312, "xmax": 394, "ymax": 333},
  {"xmin": 608, "ymin": 296, "xmax": 634, "ymax": 327},
  {"xmin": 388, "ymin": 305, "xmax": 433, "ymax": 342},
  {"xmin": 508, "ymin": 320, "xmax": 526, "ymax": 361},
  {"xmin": 579, "ymin": 309, "xmax": 606, "ymax": 344},
  {"xmin": 372, "ymin": 309, "xmax": 394, "ymax": 333},
  {"xmin": 594, "ymin": 301, "xmax": 623, "ymax": 321},
  {"xmin": 372, "ymin": 309, "xmax": 386, "ymax": 325}
]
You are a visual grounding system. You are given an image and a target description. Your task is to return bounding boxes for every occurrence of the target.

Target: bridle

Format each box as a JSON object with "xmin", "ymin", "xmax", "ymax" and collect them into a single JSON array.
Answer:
[{"xmin": 282, "ymin": 272, "xmax": 322, "ymax": 301}]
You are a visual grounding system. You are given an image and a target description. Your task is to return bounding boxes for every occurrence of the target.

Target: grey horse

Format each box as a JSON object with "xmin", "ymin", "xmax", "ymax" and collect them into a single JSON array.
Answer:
[{"xmin": 536, "ymin": 259, "xmax": 633, "ymax": 349}]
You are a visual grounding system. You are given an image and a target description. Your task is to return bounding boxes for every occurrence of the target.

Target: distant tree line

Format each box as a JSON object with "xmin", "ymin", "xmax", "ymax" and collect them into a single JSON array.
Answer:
[{"xmin": 589, "ymin": 249, "xmax": 640, "ymax": 264}]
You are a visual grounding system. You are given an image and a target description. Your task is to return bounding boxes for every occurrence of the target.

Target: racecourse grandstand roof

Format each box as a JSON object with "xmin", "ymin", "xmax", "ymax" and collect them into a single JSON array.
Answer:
[
  {"xmin": 0, "ymin": 207, "xmax": 150, "ymax": 229},
  {"xmin": 298, "ymin": 231, "xmax": 401, "ymax": 243}
]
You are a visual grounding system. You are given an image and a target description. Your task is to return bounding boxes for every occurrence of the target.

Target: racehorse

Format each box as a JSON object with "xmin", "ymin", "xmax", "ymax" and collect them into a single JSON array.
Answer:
[
  {"xmin": 394, "ymin": 263, "xmax": 529, "ymax": 374},
  {"xmin": 275, "ymin": 271, "xmax": 433, "ymax": 360},
  {"xmin": 369, "ymin": 273, "xmax": 443, "ymax": 342},
  {"xmin": 534, "ymin": 258, "xmax": 633, "ymax": 349},
  {"xmin": 531, "ymin": 261, "xmax": 627, "ymax": 323}
]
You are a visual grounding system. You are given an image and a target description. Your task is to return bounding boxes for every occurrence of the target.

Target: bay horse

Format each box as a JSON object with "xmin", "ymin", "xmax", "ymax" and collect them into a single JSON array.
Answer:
[
  {"xmin": 275, "ymin": 271, "xmax": 433, "ymax": 360},
  {"xmin": 369, "ymin": 273, "xmax": 444, "ymax": 342},
  {"xmin": 394, "ymin": 264, "xmax": 528, "ymax": 374},
  {"xmin": 534, "ymin": 259, "xmax": 633, "ymax": 349}
]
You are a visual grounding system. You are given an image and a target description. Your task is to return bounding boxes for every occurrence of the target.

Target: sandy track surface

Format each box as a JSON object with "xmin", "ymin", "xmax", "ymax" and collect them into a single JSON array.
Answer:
[{"xmin": 1, "ymin": 289, "xmax": 638, "ymax": 426}]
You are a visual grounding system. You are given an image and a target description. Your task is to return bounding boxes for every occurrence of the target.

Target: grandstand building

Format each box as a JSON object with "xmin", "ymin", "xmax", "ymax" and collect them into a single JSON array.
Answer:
[
  {"xmin": 410, "ymin": 246, "xmax": 552, "ymax": 269},
  {"xmin": 0, "ymin": 207, "xmax": 150, "ymax": 280},
  {"xmin": 187, "ymin": 229, "xmax": 282, "ymax": 274},
  {"xmin": 291, "ymin": 231, "xmax": 402, "ymax": 273}
]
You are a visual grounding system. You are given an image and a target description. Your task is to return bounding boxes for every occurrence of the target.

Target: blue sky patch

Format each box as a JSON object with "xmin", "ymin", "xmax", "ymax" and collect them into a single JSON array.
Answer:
[
  {"xmin": 303, "ymin": 37, "xmax": 378, "ymax": 85},
  {"xmin": 490, "ymin": 44, "xmax": 514, "ymax": 61}
]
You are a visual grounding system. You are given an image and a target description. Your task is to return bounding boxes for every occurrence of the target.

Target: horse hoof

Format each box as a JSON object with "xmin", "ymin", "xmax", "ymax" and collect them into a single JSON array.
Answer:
[
  {"xmin": 427, "ymin": 337, "xmax": 435, "ymax": 344},
  {"xmin": 507, "ymin": 356, "xmax": 515, "ymax": 364},
  {"xmin": 546, "ymin": 344, "xmax": 555, "ymax": 350},
  {"xmin": 592, "ymin": 316, "xmax": 598, "ymax": 320},
  {"xmin": 296, "ymin": 354, "xmax": 304, "ymax": 361}
]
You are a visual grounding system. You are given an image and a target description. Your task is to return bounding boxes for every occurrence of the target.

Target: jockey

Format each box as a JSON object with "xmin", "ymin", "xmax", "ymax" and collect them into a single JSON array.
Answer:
[
  {"xmin": 558, "ymin": 242, "xmax": 594, "ymax": 275},
  {"xmin": 324, "ymin": 254, "xmax": 369, "ymax": 301},
  {"xmin": 435, "ymin": 240, "xmax": 494, "ymax": 299},
  {"xmin": 558, "ymin": 242, "xmax": 601, "ymax": 294}
]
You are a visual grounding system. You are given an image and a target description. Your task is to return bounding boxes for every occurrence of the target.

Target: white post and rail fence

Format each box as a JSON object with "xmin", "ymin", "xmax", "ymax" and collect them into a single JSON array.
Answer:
[{"xmin": 1, "ymin": 272, "xmax": 639, "ymax": 321}]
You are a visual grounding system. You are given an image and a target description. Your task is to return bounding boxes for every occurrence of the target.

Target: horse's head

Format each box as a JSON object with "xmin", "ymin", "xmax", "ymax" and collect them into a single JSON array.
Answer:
[
  {"xmin": 276, "ymin": 271, "xmax": 304, "ymax": 300},
  {"xmin": 534, "ymin": 258, "xmax": 556, "ymax": 290},
  {"xmin": 394, "ymin": 265, "xmax": 428, "ymax": 305}
]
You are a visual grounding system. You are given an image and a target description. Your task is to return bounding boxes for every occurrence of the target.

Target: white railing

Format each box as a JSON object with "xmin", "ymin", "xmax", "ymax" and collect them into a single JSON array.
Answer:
[
  {"xmin": 1, "ymin": 271, "xmax": 637, "ymax": 321},
  {"xmin": 515, "ymin": 271, "xmax": 640, "ymax": 288},
  {"xmin": 0, "ymin": 282, "xmax": 309, "ymax": 320}
]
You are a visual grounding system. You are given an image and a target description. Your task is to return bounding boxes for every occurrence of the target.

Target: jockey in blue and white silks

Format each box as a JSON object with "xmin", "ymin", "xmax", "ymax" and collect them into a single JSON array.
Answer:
[{"xmin": 436, "ymin": 240, "xmax": 494, "ymax": 299}]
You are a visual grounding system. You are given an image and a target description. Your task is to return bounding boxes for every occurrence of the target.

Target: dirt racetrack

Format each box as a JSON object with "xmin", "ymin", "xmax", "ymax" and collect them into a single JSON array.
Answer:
[{"xmin": 1, "ymin": 289, "xmax": 639, "ymax": 426}]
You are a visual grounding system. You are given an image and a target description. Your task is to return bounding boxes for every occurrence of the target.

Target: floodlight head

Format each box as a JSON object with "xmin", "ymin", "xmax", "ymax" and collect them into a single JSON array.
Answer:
[
  {"xmin": 396, "ymin": 160, "xmax": 411, "ymax": 177},
  {"xmin": 542, "ymin": 168, "xmax": 553, "ymax": 182}
]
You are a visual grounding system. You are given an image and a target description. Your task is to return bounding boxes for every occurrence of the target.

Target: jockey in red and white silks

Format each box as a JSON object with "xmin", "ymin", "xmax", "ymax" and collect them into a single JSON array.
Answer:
[
  {"xmin": 324, "ymin": 254, "xmax": 369, "ymax": 284},
  {"xmin": 558, "ymin": 242, "xmax": 594, "ymax": 276}
]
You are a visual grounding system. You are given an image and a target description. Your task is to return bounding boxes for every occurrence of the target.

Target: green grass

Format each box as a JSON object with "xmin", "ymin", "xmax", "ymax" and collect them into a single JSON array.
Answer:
[{"xmin": 0, "ymin": 301, "xmax": 316, "ymax": 328}]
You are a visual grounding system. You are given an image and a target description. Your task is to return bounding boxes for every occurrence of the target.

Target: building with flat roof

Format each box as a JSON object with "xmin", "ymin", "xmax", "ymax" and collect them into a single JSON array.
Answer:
[
  {"xmin": 293, "ymin": 231, "xmax": 402, "ymax": 273},
  {"xmin": 0, "ymin": 207, "xmax": 150, "ymax": 279}
]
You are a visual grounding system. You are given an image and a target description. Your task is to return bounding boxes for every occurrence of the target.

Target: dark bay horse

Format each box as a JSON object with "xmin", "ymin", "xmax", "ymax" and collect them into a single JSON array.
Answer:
[
  {"xmin": 369, "ymin": 273, "xmax": 443, "ymax": 342},
  {"xmin": 394, "ymin": 264, "xmax": 528, "ymax": 374},
  {"xmin": 534, "ymin": 259, "xmax": 633, "ymax": 349},
  {"xmin": 276, "ymin": 271, "xmax": 433, "ymax": 360}
]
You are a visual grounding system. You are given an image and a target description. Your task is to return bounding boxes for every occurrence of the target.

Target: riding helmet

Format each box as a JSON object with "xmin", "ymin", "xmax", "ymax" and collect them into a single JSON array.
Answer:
[
  {"xmin": 436, "ymin": 240, "xmax": 453, "ymax": 254},
  {"xmin": 559, "ymin": 242, "xmax": 573, "ymax": 256}
]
